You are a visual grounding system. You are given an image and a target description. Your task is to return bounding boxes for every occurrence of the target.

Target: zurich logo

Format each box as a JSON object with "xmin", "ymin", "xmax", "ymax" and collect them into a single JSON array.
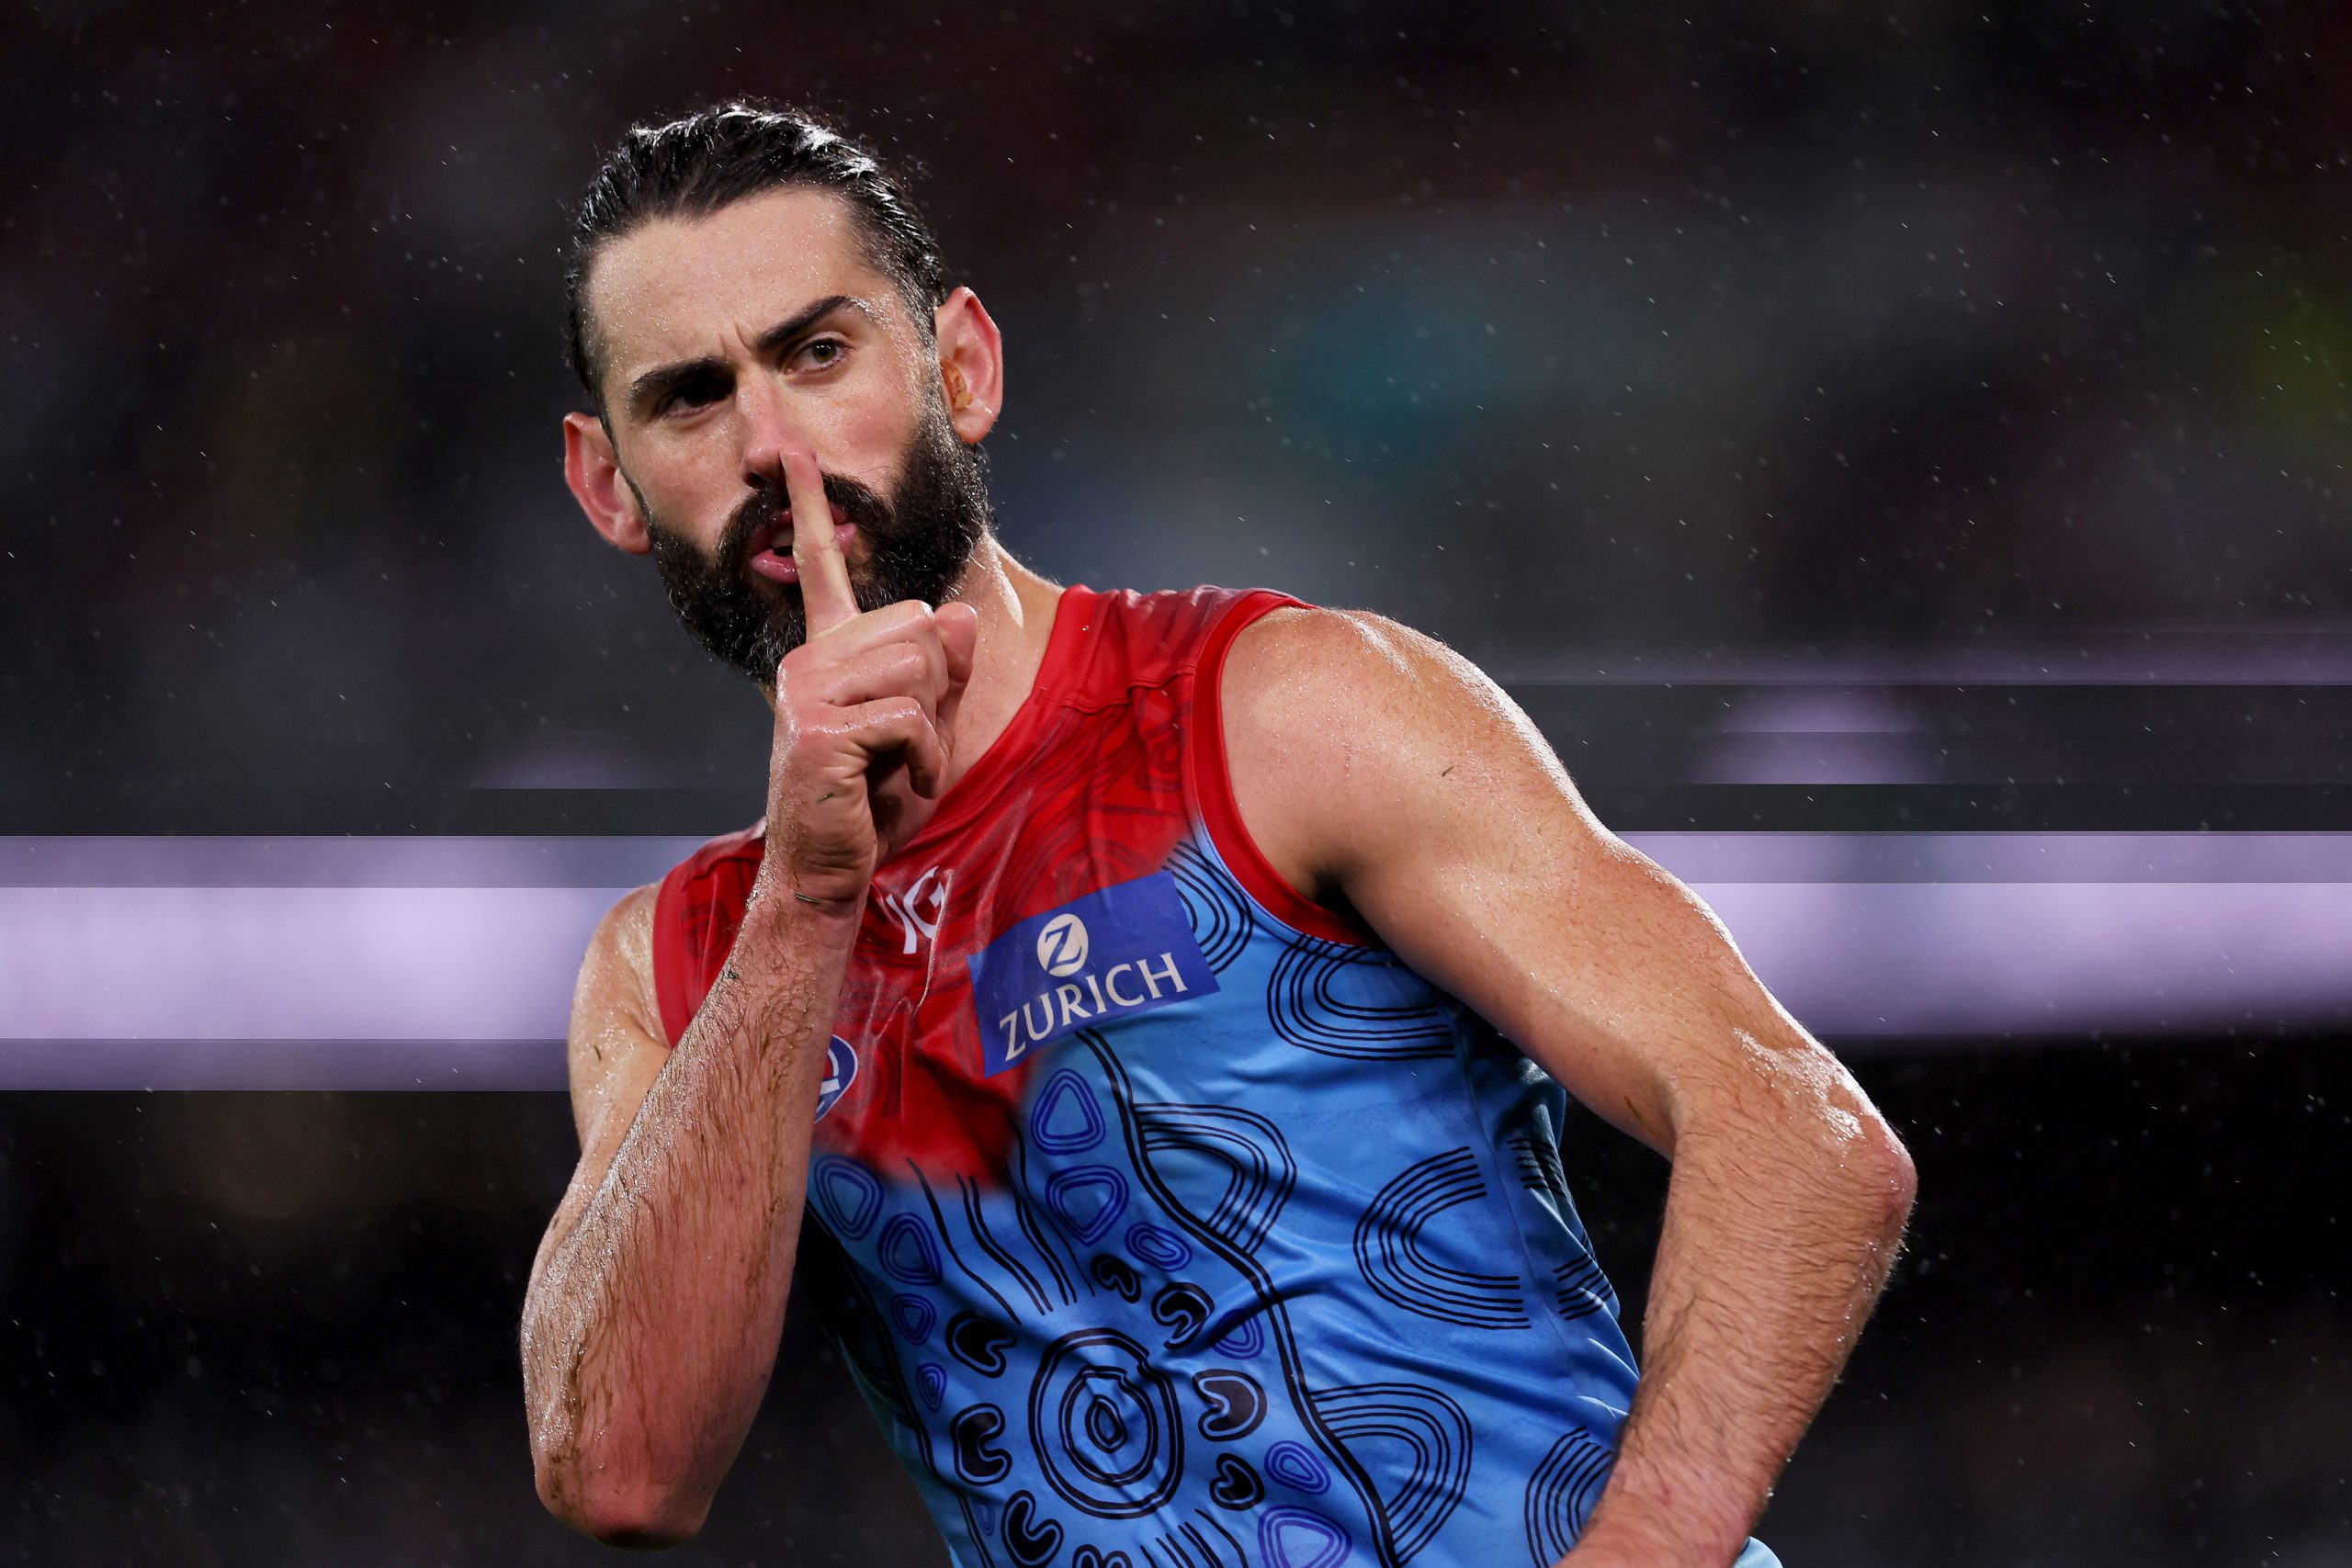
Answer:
[
  {"xmin": 814, "ymin": 1035, "xmax": 858, "ymax": 1122},
  {"xmin": 1035, "ymin": 913, "xmax": 1091, "ymax": 977},
  {"xmin": 968, "ymin": 872, "xmax": 1220, "ymax": 1077}
]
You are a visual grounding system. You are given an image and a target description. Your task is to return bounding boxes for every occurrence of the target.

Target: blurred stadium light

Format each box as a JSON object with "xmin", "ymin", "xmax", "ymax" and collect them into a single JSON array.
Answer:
[{"xmin": 7, "ymin": 828, "xmax": 2344, "ymax": 1089}]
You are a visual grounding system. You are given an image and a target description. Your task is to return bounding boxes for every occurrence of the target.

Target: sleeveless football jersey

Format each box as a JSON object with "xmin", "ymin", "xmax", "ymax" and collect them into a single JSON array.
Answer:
[{"xmin": 650, "ymin": 584, "xmax": 1779, "ymax": 1568}]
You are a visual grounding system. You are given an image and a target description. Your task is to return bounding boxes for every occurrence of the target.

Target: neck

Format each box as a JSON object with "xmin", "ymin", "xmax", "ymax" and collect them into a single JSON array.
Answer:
[{"xmin": 934, "ymin": 537, "xmax": 1064, "ymax": 792}]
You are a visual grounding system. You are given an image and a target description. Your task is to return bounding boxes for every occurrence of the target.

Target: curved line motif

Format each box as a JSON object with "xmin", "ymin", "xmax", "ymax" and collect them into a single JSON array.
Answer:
[
  {"xmin": 1027, "ymin": 1327, "xmax": 1185, "ymax": 1521},
  {"xmin": 1257, "ymin": 1506, "xmax": 1354, "ymax": 1568},
  {"xmin": 1209, "ymin": 1452, "xmax": 1265, "ymax": 1511},
  {"xmin": 890, "ymin": 1292, "xmax": 939, "ymax": 1346},
  {"xmin": 1012, "ymin": 1136, "xmax": 1091, "ymax": 1303},
  {"xmin": 1166, "ymin": 840, "xmax": 1257, "ymax": 972},
  {"xmin": 876, "ymin": 1213, "xmax": 944, "ymax": 1288},
  {"xmin": 1002, "ymin": 1490, "xmax": 1065, "ymax": 1568},
  {"xmin": 1009, "ymin": 1178, "xmax": 1081, "ymax": 1308},
  {"xmin": 1151, "ymin": 1281, "xmax": 1215, "ymax": 1351},
  {"xmin": 1090, "ymin": 1252, "xmax": 1144, "ymax": 1303},
  {"xmin": 1030, "ymin": 1068, "xmax": 1110, "ymax": 1155},
  {"xmin": 1195, "ymin": 1512, "xmax": 1249, "ymax": 1568},
  {"xmin": 913, "ymin": 1166, "xmax": 1022, "ymax": 1323},
  {"xmin": 1125, "ymin": 1223, "xmax": 1193, "ymax": 1272},
  {"xmin": 1134, "ymin": 1100, "xmax": 1299, "ymax": 1258},
  {"xmin": 951, "ymin": 1403, "xmax": 1013, "ymax": 1486},
  {"xmin": 963, "ymin": 1174, "xmax": 1055, "ymax": 1317},
  {"xmin": 1552, "ymin": 1251, "xmax": 1618, "ymax": 1324},
  {"xmin": 1505, "ymin": 1133, "xmax": 1572, "ymax": 1211},
  {"xmin": 1268, "ymin": 939, "xmax": 1456, "ymax": 1062},
  {"xmin": 1263, "ymin": 1440, "xmax": 1331, "ymax": 1495},
  {"xmin": 809, "ymin": 1156, "xmax": 886, "ymax": 1241},
  {"xmin": 947, "ymin": 1312, "xmax": 1018, "ymax": 1379},
  {"xmin": 1211, "ymin": 1314, "xmax": 1264, "ymax": 1359},
  {"xmin": 1352, "ymin": 1149, "xmax": 1532, "ymax": 1330},
  {"xmin": 1190, "ymin": 1368, "xmax": 1268, "ymax": 1442},
  {"xmin": 1078, "ymin": 1032, "xmax": 1401, "ymax": 1566},
  {"xmin": 1522, "ymin": 1429, "xmax": 1613, "ymax": 1566},
  {"xmin": 1501, "ymin": 1134, "xmax": 1619, "ymax": 1322},
  {"xmin": 958, "ymin": 1495, "xmax": 1005, "ymax": 1568},
  {"xmin": 916, "ymin": 1361, "xmax": 949, "ymax": 1412},
  {"xmin": 1308, "ymin": 1382, "xmax": 1473, "ymax": 1564},
  {"xmin": 1045, "ymin": 1166, "xmax": 1133, "ymax": 1247}
]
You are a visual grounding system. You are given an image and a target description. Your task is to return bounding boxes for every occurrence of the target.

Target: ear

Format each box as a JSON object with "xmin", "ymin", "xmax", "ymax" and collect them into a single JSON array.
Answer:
[
  {"xmin": 563, "ymin": 411, "xmax": 651, "ymax": 556},
  {"xmin": 932, "ymin": 286, "xmax": 1005, "ymax": 445}
]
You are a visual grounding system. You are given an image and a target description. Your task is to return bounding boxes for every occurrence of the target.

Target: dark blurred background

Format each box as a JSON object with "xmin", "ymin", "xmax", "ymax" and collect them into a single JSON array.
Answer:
[{"xmin": 4, "ymin": 0, "xmax": 2349, "ymax": 1562}]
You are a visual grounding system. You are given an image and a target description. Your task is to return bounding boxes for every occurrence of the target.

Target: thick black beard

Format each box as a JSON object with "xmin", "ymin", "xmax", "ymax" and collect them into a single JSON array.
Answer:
[{"xmin": 641, "ymin": 405, "xmax": 992, "ymax": 684}]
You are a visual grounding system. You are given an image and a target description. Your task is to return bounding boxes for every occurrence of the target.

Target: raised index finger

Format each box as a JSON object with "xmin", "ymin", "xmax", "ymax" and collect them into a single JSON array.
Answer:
[{"xmin": 784, "ymin": 448, "xmax": 858, "ymax": 635}]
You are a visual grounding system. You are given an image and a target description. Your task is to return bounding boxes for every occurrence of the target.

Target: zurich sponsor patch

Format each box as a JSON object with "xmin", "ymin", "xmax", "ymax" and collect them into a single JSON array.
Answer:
[
  {"xmin": 967, "ymin": 872, "xmax": 1218, "ymax": 1077},
  {"xmin": 814, "ymin": 1034, "xmax": 858, "ymax": 1122}
]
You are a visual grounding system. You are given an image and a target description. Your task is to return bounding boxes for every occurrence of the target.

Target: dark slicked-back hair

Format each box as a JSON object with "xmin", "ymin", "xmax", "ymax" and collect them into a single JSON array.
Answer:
[{"xmin": 564, "ymin": 100, "xmax": 949, "ymax": 416}]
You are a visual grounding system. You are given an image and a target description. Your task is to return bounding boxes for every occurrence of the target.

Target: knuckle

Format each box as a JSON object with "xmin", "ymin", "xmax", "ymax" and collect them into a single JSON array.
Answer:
[{"xmin": 871, "ymin": 646, "xmax": 923, "ymax": 687}]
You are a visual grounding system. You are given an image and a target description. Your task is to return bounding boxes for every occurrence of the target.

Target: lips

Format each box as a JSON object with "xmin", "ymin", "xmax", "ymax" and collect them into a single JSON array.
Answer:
[
  {"xmin": 745, "ymin": 506, "xmax": 858, "ymax": 585},
  {"xmin": 744, "ymin": 502, "xmax": 854, "ymax": 559}
]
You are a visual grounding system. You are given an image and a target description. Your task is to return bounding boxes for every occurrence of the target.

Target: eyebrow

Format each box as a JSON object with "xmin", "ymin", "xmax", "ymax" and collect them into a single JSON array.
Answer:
[{"xmin": 623, "ymin": 293, "xmax": 872, "ymax": 420}]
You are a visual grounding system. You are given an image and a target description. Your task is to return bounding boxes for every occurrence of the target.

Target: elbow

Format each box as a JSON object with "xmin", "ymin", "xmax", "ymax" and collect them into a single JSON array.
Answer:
[
  {"xmin": 533, "ymin": 1444, "xmax": 712, "ymax": 1550},
  {"xmin": 1850, "ymin": 1111, "xmax": 1918, "ymax": 1243}
]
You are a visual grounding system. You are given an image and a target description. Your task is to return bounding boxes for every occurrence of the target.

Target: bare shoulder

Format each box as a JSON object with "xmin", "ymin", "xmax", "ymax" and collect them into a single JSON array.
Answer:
[
  {"xmin": 582, "ymin": 882, "xmax": 661, "ymax": 998},
  {"xmin": 1221, "ymin": 603, "xmax": 1432, "ymax": 697},
  {"xmin": 1220, "ymin": 604, "xmax": 1594, "ymax": 891},
  {"xmin": 566, "ymin": 883, "xmax": 669, "ymax": 1145},
  {"xmin": 1224, "ymin": 604, "xmax": 1559, "ymax": 766}
]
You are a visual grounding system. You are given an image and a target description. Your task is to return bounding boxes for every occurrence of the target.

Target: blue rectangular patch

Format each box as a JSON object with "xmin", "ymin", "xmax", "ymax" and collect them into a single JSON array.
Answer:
[{"xmin": 967, "ymin": 871, "xmax": 1219, "ymax": 1077}]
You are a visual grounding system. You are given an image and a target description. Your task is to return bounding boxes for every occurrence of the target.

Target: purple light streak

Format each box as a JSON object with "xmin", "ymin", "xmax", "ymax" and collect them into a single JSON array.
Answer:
[{"xmin": 0, "ymin": 835, "xmax": 2344, "ymax": 1089}]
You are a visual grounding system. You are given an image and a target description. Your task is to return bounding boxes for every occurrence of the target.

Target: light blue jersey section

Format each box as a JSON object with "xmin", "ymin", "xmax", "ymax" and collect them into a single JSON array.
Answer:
[{"xmin": 800, "ymin": 829, "xmax": 1778, "ymax": 1567}]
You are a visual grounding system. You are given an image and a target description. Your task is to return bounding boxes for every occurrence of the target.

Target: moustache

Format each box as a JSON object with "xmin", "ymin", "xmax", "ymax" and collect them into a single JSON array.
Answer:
[{"xmin": 719, "ymin": 469, "xmax": 899, "ymax": 571}]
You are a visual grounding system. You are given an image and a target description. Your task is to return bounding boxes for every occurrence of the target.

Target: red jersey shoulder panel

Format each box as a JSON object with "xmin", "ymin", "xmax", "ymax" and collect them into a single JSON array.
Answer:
[
  {"xmin": 1055, "ymin": 583, "xmax": 1280, "ymax": 711},
  {"xmin": 645, "ymin": 583, "xmax": 1363, "ymax": 1050},
  {"xmin": 1180, "ymin": 595, "xmax": 1377, "ymax": 946}
]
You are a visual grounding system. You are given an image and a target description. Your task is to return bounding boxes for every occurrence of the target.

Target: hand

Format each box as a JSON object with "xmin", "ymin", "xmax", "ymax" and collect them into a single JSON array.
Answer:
[{"xmin": 755, "ymin": 447, "xmax": 978, "ymax": 910}]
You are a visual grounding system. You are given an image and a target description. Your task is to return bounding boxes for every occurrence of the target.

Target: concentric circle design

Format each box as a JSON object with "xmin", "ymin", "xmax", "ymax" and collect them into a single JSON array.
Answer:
[
  {"xmin": 1027, "ymin": 1328, "xmax": 1184, "ymax": 1519},
  {"xmin": 1258, "ymin": 1506, "xmax": 1352, "ymax": 1568},
  {"xmin": 1125, "ymin": 1222, "xmax": 1193, "ymax": 1271},
  {"xmin": 1263, "ymin": 1440, "xmax": 1331, "ymax": 1495}
]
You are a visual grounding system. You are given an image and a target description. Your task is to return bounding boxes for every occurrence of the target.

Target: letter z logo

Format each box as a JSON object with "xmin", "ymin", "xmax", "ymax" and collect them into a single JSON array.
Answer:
[{"xmin": 1036, "ymin": 914, "xmax": 1090, "ymax": 976}]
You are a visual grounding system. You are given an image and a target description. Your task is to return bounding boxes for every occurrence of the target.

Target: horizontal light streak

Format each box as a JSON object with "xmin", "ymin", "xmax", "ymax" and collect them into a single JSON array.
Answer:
[{"xmin": 0, "ymin": 836, "xmax": 2342, "ymax": 1088}]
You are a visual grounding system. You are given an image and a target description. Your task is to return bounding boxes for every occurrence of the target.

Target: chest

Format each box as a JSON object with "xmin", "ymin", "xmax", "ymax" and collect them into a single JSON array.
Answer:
[{"xmin": 814, "ymin": 690, "xmax": 1203, "ymax": 1177}]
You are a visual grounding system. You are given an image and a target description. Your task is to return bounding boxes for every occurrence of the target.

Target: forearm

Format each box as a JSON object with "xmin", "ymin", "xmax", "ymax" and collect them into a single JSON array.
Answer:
[
  {"xmin": 1569, "ymin": 1043, "xmax": 1917, "ymax": 1566},
  {"xmin": 522, "ymin": 895, "xmax": 856, "ymax": 1542}
]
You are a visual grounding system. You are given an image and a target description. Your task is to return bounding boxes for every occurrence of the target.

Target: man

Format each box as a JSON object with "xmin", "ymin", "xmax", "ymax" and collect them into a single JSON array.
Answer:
[{"xmin": 521, "ymin": 101, "xmax": 1915, "ymax": 1568}]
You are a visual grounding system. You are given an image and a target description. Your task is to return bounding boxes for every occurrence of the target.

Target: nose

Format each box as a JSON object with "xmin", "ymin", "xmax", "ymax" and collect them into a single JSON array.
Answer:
[{"xmin": 735, "ymin": 369, "xmax": 809, "ymax": 494}]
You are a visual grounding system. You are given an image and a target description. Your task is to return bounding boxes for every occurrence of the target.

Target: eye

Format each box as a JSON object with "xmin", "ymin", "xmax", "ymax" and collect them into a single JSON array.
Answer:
[
  {"xmin": 658, "ymin": 378, "xmax": 726, "ymax": 416},
  {"xmin": 797, "ymin": 337, "xmax": 848, "ymax": 369}
]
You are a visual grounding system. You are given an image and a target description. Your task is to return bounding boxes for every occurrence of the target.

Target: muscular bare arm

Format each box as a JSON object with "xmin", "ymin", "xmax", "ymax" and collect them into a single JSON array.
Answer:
[
  {"xmin": 1224, "ymin": 608, "xmax": 1917, "ymax": 1568},
  {"xmin": 520, "ymin": 883, "xmax": 854, "ymax": 1545},
  {"xmin": 519, "ymin": 448, "xmax": 978, "ymax": 1545}
]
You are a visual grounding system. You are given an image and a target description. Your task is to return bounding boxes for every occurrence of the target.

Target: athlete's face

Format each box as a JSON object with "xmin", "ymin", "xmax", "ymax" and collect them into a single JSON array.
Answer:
[{"xmin": 561, "ymin": 186, "xmax": 1002, "ymax": 682}]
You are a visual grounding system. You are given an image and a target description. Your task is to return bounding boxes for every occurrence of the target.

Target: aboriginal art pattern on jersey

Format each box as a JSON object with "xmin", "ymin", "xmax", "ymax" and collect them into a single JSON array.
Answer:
[{"xmin": 650, "ymin": 586, "xmax": 1778, "ymax": 1568}]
